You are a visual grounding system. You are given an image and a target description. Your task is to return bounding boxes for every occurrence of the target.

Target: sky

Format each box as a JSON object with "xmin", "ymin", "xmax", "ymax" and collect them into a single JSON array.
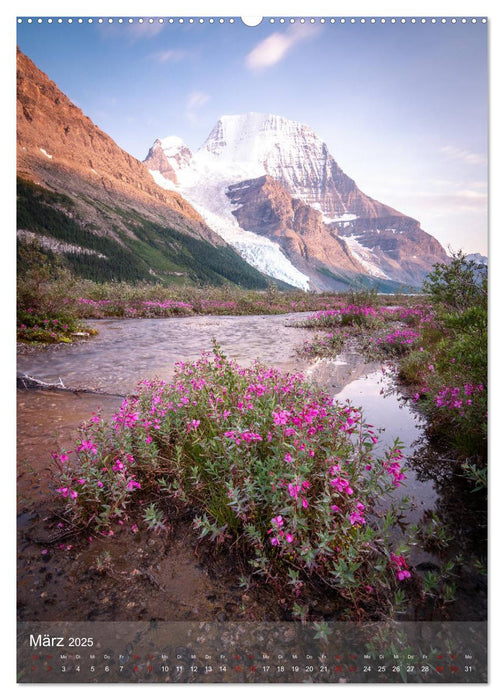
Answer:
[{"xmin": 16, "ymin": 13, "xmax": 488, "ymax": 255}]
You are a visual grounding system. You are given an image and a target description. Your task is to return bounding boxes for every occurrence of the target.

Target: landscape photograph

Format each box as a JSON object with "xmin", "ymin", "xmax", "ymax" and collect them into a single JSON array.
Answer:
[{"xmin": 15, "ymin": 14, "xmax": 488, "ymax": 683}]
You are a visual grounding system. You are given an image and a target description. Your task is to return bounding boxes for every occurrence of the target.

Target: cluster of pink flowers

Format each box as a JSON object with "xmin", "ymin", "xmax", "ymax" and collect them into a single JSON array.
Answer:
[
  {"xmin": 381, "ymin": 305, "xmax": 433, "ymax": 324},
  {"xmin": 142, "ymin": 300, "xmax": 193, "ymax": 310},
  {"xmin": 268, "ymin": 515, "xmax": 295, "ymax": 547},
  {"xmin": 396, "ymin": 306, "xmax": 431, "ymax": 321},
  {"xmin": 53, "ymin": 346, "xmax": 409, "ymax": 598},
  {"xmin": 56, "ymin": 487, "xmax": 78, "ymax": 500},
  {"xmin": 76, "ymin": 297, "xmax": 112, "ymax": 307},
  {"xmin": 382, "ymin": 445, "xmax": 406, "ymax": 487},
  {"xmin": 329, "ymin": 469, "xmax": 354, "ymax": 495},
  {"xmin": 113, "ymin": 398, "xmax": 141, "ymax": 431},
  {"xmin": 310, "ymin": 304, "xmax": 378, "ymax": 323},
  {"xmin": 434, "ymin": 383, "xmax": 484, "ymax": 414},
  {"xmin": 287, "ymin": 479, "xmax": 311, "ymax": 509},
  {"xmin": 224, "ymin": 429, "xmax": 263, "ymax": 445},
  {"xmin": 377, "ymin": 328, "xmax": 420, "ymax": 347},
  {"xmin": 341, "ymin": 304, "xmax": 379, "ymax": 318},
  {"xmin": 52, "ymin": 451, "xmax": 71, "ymax": 464},
  {"xmin": 349, "ymin": 502, "xmax": 366, "ymax": 526},
  {"xmin": 56, "ymin": 440, "xmax": 142, "ymax": 507},
  {"xmin": 327, "ymin": 464, "xmax": 368, "ymax": 526},
  {"xmin": 77, "ymin": 439, "xmax": 98, "ymax": 455},
  {"xmin": 126, "ymin": 480, "xmax": 141, "ymax": 491},
  {"xmin": 390, "ymin": 553, "xmax": 411, "ymax": 581}
]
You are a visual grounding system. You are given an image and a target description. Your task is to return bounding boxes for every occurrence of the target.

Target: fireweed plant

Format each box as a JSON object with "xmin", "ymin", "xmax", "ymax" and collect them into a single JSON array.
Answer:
[
  {"xmin": 295, "ymin": 301, "xmax": 431, "ymax": 361},
  {"xmin": 298, "ymin": 304, "xmax": 384, "ymax": 330},
  {"xmin": 54, "ymin": 342, "xmax": 412, "ymax": 618},
  {"xmin": 399, "ymin": 254, "xmax": 487, "ymax": 464}
]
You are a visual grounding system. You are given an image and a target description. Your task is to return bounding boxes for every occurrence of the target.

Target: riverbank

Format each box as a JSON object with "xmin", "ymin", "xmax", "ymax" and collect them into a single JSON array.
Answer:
[{"xmin": 17, "ymin": 271, "xmax": 423, "ymax": 344}]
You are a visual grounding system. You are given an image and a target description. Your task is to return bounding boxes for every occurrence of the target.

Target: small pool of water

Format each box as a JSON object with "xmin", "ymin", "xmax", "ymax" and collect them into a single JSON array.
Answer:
[{"xmin": 306, "ymin": 356, "xmax": 437, "ymax": 524}]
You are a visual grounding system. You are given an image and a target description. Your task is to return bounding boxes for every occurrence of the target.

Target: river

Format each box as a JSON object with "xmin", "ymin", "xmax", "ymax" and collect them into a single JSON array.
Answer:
[{"xmin": 17, "ymin": 313, "xmax": 486, "ymax": 622}]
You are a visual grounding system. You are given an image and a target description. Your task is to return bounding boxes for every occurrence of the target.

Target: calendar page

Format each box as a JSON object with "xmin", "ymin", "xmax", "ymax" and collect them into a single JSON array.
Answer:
[{"xmin": 15, "ymin": 10, "xmax": 488, "ymax": 684}]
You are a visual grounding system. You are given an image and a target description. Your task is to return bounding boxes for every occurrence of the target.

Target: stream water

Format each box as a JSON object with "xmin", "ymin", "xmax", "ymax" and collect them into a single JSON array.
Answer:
[{"xmin": 17, "ymin": 313, "xmax": 486, "ymax": 622}]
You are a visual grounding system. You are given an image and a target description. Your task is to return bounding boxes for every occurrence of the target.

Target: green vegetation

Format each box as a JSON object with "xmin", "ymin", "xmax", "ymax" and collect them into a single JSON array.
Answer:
[
  {"xmin": 17, "ymin": 177, "xmax": 270, "ymax": 288},
  {"xmin": 297, "ymin": 253, "xmax": 487, "ymax": 467},
  {"xmin": 400, "ymin": 252, "xmax": 487, "ymax": 465},
  {"xmin": 17, "ymin": 307, "xmax": 93, "ymax": 344}
]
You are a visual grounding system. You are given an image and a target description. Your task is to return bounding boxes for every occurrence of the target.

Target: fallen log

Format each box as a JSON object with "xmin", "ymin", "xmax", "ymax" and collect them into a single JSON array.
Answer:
[{"xmin": 17, "ymin": 373, "xmax": 66, "ymax": 390}]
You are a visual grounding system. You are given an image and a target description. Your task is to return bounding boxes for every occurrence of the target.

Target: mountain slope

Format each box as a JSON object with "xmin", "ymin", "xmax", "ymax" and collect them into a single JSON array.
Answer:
[
  {"xmin": 226, "ymin": 175, "xmax": 367, "ymax": 288},
  {"xmin": 145, "ymin": 112, "xmax": 449, "ymax": 290},
  {"xmin": 16, "ymin": 48, "xmax": 270, "ymax": 289}
]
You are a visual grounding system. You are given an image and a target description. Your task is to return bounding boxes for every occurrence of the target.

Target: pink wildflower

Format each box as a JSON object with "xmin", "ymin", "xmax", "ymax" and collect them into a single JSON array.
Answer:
[
  {"xmin": 78, "ymin": 439, "xmax": 98, "ymax": 455},
  {"xmin": 390, "ymin": 553, "xmax": 411, "ymax": 581},
  {"xmin": 273, "ymin": 409, "xmax": 290, "ymax": 425},
  {"xmin": 126, "ymin": 480, "xmax": 141, "ymax": 491}
]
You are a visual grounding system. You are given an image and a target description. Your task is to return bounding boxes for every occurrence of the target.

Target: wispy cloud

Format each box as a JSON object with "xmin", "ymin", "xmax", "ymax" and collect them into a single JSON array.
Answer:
[
  {"xmin": 440, "ymin": 145, "xmax": 487, "ymax": 166},
  {"xmin": 186, "ymin": 91, "xmax": 210, "ymax": 124},
  {"xmin": 150, "ymin": 49, "xmax": 191, "ymax": 63},
  {"xmin": 245, "ymin": 24, "xmax": 320, "ymax": 72}
]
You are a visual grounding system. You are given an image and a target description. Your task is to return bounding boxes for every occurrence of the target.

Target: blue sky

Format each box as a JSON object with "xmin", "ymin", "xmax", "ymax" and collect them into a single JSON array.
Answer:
[{"xmin": 16, "ymin": 14, "xmax": 488, "ymax": 255}]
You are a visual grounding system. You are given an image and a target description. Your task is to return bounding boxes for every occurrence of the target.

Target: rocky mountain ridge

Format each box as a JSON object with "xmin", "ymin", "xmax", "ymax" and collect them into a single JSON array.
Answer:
[{"xmin": 144, "ymin": 112, "xmax": 449, "ymax": 290}]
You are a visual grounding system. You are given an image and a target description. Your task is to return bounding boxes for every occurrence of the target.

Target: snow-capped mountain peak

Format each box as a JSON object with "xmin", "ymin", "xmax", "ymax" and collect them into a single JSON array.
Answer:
[
  {"xmin": 159, "ymin": 135, "xmax": 190, "ymax": 157},
  {"xmin": 144, "ymin": 112, "xmax": 449, "ymax": 290},
  {"xmin": 200, "ymin": 112, "xmax": 317, "ymax": 161},
  {"xmin": 156, "ymin": 135, "xmax": 193, "ymax": 172},
  {"xmin": 198, "ymin": 113, "xmax": 339, "ymax": 212}
]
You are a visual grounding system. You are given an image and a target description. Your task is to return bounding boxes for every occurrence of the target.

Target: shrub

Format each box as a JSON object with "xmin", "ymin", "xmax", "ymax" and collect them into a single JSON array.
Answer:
[
  {"xmin": 400, "ymin": 253, "xmax": 487, "ymax": 462},
  {"xmin": 54, "ymin": 344, "xmax": 413, "ymax": 615},
  {"xmin": 422, "ymin": 250, "xmax": 487, "ymax": 312}
]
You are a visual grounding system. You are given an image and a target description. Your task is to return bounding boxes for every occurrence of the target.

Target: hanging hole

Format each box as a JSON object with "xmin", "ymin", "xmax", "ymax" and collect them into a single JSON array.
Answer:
[{"xmin": 241, "ymin": 17, "xmax": 263, "ymax": 27}]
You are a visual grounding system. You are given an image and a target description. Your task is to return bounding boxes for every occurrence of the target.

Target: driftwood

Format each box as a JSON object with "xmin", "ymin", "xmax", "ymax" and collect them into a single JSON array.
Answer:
[
  {"xmin": 17, "ymin": 373, "xmax": 66, "ymax": 390},
  {"xmin": 17, "ymin": 373, "xmax": 126, "ymax": 398}
]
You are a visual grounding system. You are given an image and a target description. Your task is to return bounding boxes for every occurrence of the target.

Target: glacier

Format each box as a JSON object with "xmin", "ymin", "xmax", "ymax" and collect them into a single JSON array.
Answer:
[{"xmin": 150, "ymin": 160, "xmax": 310, "ymax": 290}]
